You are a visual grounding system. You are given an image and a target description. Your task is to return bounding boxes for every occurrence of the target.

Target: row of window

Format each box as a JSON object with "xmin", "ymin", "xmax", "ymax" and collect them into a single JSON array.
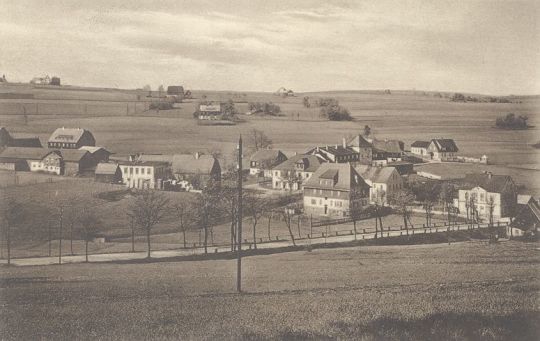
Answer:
[
  {"xmin": 49, "ymin": 142, "xmax": 77, "ymax": 148},
  {"xmin": 309, "ymin": 198, "xmax": 345, "ymax": 207},
  {"xmin": 307, "ymin": 188, "xmax": 343, "ymax": 197},
  {"xmin": 123, "ymin": 166, "xmax": 153, "ymax": 175}
]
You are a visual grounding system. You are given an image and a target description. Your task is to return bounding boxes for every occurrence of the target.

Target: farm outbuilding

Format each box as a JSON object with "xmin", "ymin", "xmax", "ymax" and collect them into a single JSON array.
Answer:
[
  {"xmin": 95, "ymin": 163, "xmax": 122, "ymax": 183},
  {"xmin": 59, "ymin": 149, "xmax": 95, "ymax": 176}
]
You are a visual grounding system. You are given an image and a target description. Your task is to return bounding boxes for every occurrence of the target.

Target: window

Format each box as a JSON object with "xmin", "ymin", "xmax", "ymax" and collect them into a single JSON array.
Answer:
[
  {"xmin": 311, "ymin": 199, "xmax": 316, "ymax": 205},
  {"xmin": 480, "ymin": 193, "xmax": 484, "ymax": 201},
  {"xmin": 129, "ymin": 167, "xmax": 133, "ymax": 175}
]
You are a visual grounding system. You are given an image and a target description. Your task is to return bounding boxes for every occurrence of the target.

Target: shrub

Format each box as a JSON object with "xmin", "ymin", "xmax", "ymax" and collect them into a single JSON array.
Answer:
[
  {"xmin": 149, "ymin": 101, "xmax": 174, "ymax": 110},
  {"xmin": 248, "ymin": 102, "xmax": 281, "ymax": 115},
  {"xmin": 495, "ymin": 113, "xmax": 529, "ymax": 130},
  {"xmin": 320, "ymin": 105, "xmax": 352, "ymax": 121}
]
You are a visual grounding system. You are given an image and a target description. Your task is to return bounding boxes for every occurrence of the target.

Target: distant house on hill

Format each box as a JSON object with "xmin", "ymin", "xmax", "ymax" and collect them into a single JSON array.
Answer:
[
  {"xmin": 95, "ymin": 163, "xmax": 122, "ymax": 183},
  {"xmin": 0, "ymin": 127, "xmax": 42, "ymax": 148},
  {"xmin": 303, "ymin": 163, "xmax": 370, "ymax": 217},
  {"xmin": 355, "ymin": 165, "xmax": 403, "ymax": 205},
  {"xmin": 30, "ymin": 75, "xmax": 51, "ymax": 85},
  {"xmin": 271, "ymin": 154, "xmax": 322, "ymax": 190},
  {"xmin": 48, "ymin": 127, "xmax": 96, "ymax": 149},
  {"xmin": 249, "ymin": 149, "xmax": 287, "ymax": 177},
  {"xmin": 50, "ymin": 76, "xmax": 61, "ymax": 86},
  {"xmin": 196, "ymin": 103, "xmax": 223, "ymax": 120},
  {"xmin": 454, "ymin": 172, "xmax": 517, "ymax": 222}
]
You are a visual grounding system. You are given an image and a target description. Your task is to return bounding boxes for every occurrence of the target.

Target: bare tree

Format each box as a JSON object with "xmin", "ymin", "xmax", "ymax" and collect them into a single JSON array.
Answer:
[
  {"xmin": 192, "ymin": 186, "xmax": 221, "ymax": 254},
  {"xmin": 390, "ymin": 189, "xmax": 415, "ymax": 235},
  {"xmin": 487, "ymin": 195, "xmax": 497, "ymax": 243},
  {"xmin": 173, "ymin": 201, "xmax": 192, "ymax": 248},
  {"xmin": 280, "ymin": 205, "xmax": 297, "ymax": 246},
  {"xmin": 247, "ymin": 129, "xmax": 272, "ymax": 153},
  {"xmin": 128, "ymin": 190, "xmax": 171, "ymax": 258},
  {"xmin": 78, "ymin": 209, "xmax": 101, "ymax": 263},
  {"xmin": 245, "ymin": 192, "xmax": 267, "ymax": 249},
  {"xmin": 440, "ymin": 183, "xmax": 457, "ymax": 225},
  {"xmin": 0, "ymin": 197, "xmax": 24, "ymax": 265}
]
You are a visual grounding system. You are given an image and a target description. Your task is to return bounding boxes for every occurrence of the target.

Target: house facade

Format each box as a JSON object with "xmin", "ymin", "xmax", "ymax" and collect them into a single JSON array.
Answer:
[
  {"xmin": 271, "ymin": 154, "xmax": 322, "ymax": 190},
  {"xmin": 249, "ymin": 149, "xmax": 287, "ymax": 177},
  {"xmin": 411, "ymin": 141, "xmax": 430, "ymax": 157},
  {"xmin": 355, "ymin": 165, "xmax": 403, "ymax": 205},
  {"xmin": 119, "ymin": 161, "xmax": 171, "ymax": 189},
  {"xmin": 95, "ymin": 163, "xmax": 122, "ymax": 183},
  {"xmin": 48, "ymin": 127, "xmax": 96, "ymax": 149},
  {"xmin": 427, "ymin": 139, "xmax": 459, "ymax": 161},
  {"xmin": 31, "ymin": 151, "xmax": 63, "ymax": 175},
  {"xmin": 172, "ymin": 153, "xmax": 221, "ymax": 190},
  {"xmin": 454, "ymin": 173, "xmax": 517, "ymax": 222},
  {"xmin": 303, "ymin": 163, "xmax": 370, "ymax": 217}
]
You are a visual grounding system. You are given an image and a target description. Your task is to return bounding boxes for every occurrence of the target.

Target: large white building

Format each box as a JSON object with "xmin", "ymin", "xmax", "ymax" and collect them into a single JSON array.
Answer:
[{"xmin": 118, "ymin": 161, "xmax": 170, "ymax": 189}]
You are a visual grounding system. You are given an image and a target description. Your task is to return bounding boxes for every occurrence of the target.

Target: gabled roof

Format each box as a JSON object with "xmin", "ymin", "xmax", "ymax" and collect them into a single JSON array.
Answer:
[
  {"xmin": 430, "ymin": 139, "xmax": 458, "ymax": 152},
  {"xmin": 95, "ymin": 163, "xmax": 120, "ymax": 175},
  {"xmin": 272, "ymin": 154, "xmax": 322, "ymax": 172},
  {"xmin": 48, "ymin": 127, "xmax": 92, "ymax": 143},
  {"xmin": 304, "ymin": 163, "xmax": 370, "ymax": 191},
  {"xmin": 411, "ymin": 141, "xmax": 430, "ymax": 148},
  {"xmin": 137, "ymin": 154, "xmax": 174, "ymax": 163},
  {"xmin": 0, "ymin": 147, "xmax": 50, "ymax": 160},
  {"xmin": 172, "ymin": 154, "xmax": 217, "ymax": 174},
  {"xmin": 372, "ymin": 139, "xmax": 404, "ymax": 154},
  {"xmin": 308, "ymin": 145, "xmax": 358, "ymax": 158},
  {"xmin": 59, "ymin": 149, "xmax": 89, "ymax": 162},
  {"xmin": 354, "ymin": 165, "xmax": 398, "ymax": 184},
  {"xmin": 347, "ymin": 135, "xmax": 372, "ymax": 148},
  {"xmin": 510, "ymin": 199, "xmax": 540, "ymax": 231},
  {"xmin": 249, "ymin": 149, "xmax": 286, "ymax": 163},
  {"xmin": 462, "ymin": 173, "xmax": 514, "ymax": 193}
]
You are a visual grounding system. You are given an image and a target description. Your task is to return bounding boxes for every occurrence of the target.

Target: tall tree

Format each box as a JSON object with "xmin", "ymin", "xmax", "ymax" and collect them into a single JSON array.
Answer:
[
  {"xmin": 192, "ymin": 185, "xmax": 221, "ymax": 254},
  {"xmin": 247, "ymin": 129, "xmax": 272, "ymax": 153},
  {"xmin": 439, "ymin": 183, "xmax": 457, "ymax": 225},
  {"xmin": 281, "ymin": 205, "xmax": 297, "ymax": 246},
  {"xmin": 390, "ymin": 189, "xmax": 415, "ymax": 235},
  {"xmin": 245, "ymin": 192, "xmax": 266, "ymax": 249},
  {"xmin": 128, "ymin": 190, "xmax": 171, "ymax": 258},
  {"xmin": 78, "ymin": 209, "xmax": 101, "ymax": 263},
  {"xmin": 173, "ymin": 201, "xmax": 192, "ymax": 248},
  {"xmin": 0, "ymin": 197, "xmax": 24, "ymax": 265}
]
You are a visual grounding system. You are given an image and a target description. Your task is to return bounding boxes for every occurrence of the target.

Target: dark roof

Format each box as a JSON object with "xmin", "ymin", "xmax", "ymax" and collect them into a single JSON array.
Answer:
[
  {"xmin": 309, "ymin": 145, "xmax": 357, "ymax": 157},
  {"xmin": 118, "ymin": 160, "xmax": 169, "ymax": 167},
  {"xmin": 411, "ymin": 141, "xmax": 430, "ymax": 148},
  {"xmin": 462, "ymin": 173, "xmax": 514, "ymax": 193},
  {"xmin": 510, "ymin": 199, "xmax": 540, "ymax": 231},
  {"xmin": 95, "ymin": 163, "xmax": 120, "ymax": 175},
  {"xmin": 0, "ymin": 147, "xmax": 50, "ymax": 160},
  {"xmin": 79, "ymin": 146, "xmax": 110, "ymax": 154},
  {"xmin": 304, "ymin": 163, "xmax": 370, "ymax": 191},
  {"xmin": 250, "ymin": 149, "xmax": 286, "ymax": 163},
  {"xmin": 272, "ymin": 154, "xmax": 321, "ymax": 172},
  {"xmin": 430, "ymin": 139, "xmax": 458, "ymax": 152},
  {"xmin": 355, "ymin": 165, "xmax": 399, "ymax": 183},
  {"xmin": 48, "ymin": 127, "xmax": 92, "ymax": 143},
  {"xmin": 0, "ymin": 157, "xmax": 25, "ymax": 164},
  {"xmin": 59, "ymin": 149, "xmax": 89, "ymax": 162}
]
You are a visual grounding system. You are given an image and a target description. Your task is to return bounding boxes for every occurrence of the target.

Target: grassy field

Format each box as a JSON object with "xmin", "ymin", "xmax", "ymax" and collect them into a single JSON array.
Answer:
[{"xmin": 1, "ymin": 240, "xmax": 538, "ymax": 340}]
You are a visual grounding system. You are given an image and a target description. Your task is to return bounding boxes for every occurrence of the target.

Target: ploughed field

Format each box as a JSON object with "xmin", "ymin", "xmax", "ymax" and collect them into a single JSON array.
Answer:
[{"xmin": 1, "ymin": 240, "xmax": 538, "ymax": 340}]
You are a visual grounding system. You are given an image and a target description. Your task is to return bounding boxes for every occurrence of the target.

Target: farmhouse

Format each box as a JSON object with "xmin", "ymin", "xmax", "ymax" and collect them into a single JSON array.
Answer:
[
  {"xmin": 119, "ymin": 161, "xmax": 171, "ymax": 190},
  {"xmin": 371, "ymin": 138, "xmax": 404, "ymax": 165},
  {"xmin": 95, "ymin": 163, "xmax": 122, "ymax": 183},
  {"xmin": 347, "ymin": 135, "xmax": 373, "ymax": 164},
  {"xmin": 454, "ymin": 172, "xmax": 517, "ymax": 222},
  {"xmin": 411, "ymin": 141, "xmax": 430, "ymax": 157},
  {"xmin": 79, "ymin": 146, "xmax": 111, "ymax": 164},
  {"xmin": 427, "ymin": 139, "xmax": 459, "ymax": 161},
  {"xmin": 308, "ymin": 141, "xmax": 360, "ymax": 163},
  {"xmin": 48, "ymin": 127, "xmax": 96, "ymax": 149},
  {"xmin": 30, "ymin": 75, "xmax": 50, "ymax": 85},
  {"xmin": 271, "ymin": 154, "xmax": 322, "ymax": 190},
  {"xmin": 172, "ymin": 153, "xmax": 221, "ymax": 190},
  {"xmin": 249, "ymin": 149, "xmax": 287, "ymax": 177},
  {"xmin": 303, "ymin": 163, "xmax": 370, "ymax": 217},
  {"xmin": 507, "ymin": 195, "xmax": 540, "ymax": 238},
  {"xmin": 31, "ymin": 151, "xmax": 63, "ymax": 175},
  {"xmin": 355, "ymin": 165, "xmax": 403, "ymax": 205},
  {"xmin": 0, "ymin": 127, "xmax": 42, "ymax": 148},
  {"xmin": 59, "ymin": 149, "xmax": 95, "ymax": 176},
  {"xmin": 0, "ymin": 147, "xmax": 51, "ymax": 171},
  {"xmin": 387, "ymin": 161, "xmax": 414, "ymax": 175},
  {"xmin": 197, "ymin": 104, "xmax": 223, "ymax": 120}
]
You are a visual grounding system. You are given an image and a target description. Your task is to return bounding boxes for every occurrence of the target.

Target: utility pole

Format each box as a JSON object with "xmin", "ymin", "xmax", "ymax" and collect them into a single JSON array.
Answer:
[{"xmin": 237, "ymin": 135, "xmax": 243, "ymax": 293}]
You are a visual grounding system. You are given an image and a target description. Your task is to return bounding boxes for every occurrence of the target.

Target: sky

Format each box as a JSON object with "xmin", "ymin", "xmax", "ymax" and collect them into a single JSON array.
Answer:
[{"xmin": 1, "ymin": 0, "xmax": 538, "ymax": 95}]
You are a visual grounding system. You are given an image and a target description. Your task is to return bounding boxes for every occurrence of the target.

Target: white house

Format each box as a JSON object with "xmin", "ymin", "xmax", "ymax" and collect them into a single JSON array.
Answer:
[
  {"xmin": 118, "ymin": 161, "xmax": 171, "ymax": 189},
  {"xmin": 271, "ymin": 154, "xmax": 322, "ymax": 190},
  {"xmin": 410, "ymin": 141, "xmax": 430, "ymax": 157},
  {"xmin": 249, "ymin": 149, "xmax": 287, "ymax": 177},
  {"xmin": 354, "ymin": 165, "xmax": 403, "ymax": 205}
]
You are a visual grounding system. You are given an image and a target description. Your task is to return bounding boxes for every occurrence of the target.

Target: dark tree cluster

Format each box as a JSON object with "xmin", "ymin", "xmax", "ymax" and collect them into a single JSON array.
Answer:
[
  {"xmin": 495, "ymin": 113, "xmax": 529, "ymax": 130},
  {"xmin": 248, "ymin": 102, "xmax": 281, "ymax": 115},
  {"xmin": 316, "ymin": 97, "xmax": 352, "ymax": 121}
]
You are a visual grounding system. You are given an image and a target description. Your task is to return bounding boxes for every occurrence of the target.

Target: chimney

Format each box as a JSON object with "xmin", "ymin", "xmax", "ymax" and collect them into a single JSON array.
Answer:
[
  {"xmin": 195, "ymin": 152, "xmax": 200, "ymax": 160},
  {"xmin": 342, "ymin": 137, "xmax": 346, "ymax": 148}
]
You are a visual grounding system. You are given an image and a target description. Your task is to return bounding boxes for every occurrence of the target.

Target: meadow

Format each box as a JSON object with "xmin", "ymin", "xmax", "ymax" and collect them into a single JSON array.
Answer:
[{"xmin": 1, "ymin": 240, "xmax": 538, "ymax": 340}]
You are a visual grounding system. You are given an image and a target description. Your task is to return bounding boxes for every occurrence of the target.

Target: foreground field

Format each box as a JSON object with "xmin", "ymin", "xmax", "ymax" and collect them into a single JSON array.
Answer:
[{"xmin": 1, "ymin": 240, "xmax": 538, "ymax": 340}]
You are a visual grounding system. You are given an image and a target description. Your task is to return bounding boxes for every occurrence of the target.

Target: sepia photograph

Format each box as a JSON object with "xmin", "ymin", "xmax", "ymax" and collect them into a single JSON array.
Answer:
[{"xmin": 0, "ymin": 0, "xmax": 539, "ymax": 340}]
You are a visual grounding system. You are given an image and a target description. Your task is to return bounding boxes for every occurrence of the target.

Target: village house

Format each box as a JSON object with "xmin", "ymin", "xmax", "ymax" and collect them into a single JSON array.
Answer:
[
  {"xmin": 95, "ymin": 163, "xmax": 123, "ymax": 183},
  {"xmin": 411, "ymin": 141, "xmax": 430, "ymax": 157},
  {"xmin": 307, "ymin": 141, "xmax": 360, "ymax": 163},
  {"xmin": 31, "ymin": 151, "xmax": 63, "ymax": 175},
  {"xmin": 48, "ymin": 127, "xmax": 96, "ymax": 149},
  {"xmin": 0, "ymin": 127, "xmax": 42, "ymax": 148},
  {"xmin": 427, "ymin": 139, "xmax": 459, "ymax": 161},
  {"xmin": 172, "ymin": 153, "xmax": 221, "ymax": 190},
  {"xmin": 118, "ymin": 160, "xmax": 171, "ymax": 190},
  {"xmin": 370, "ymin": 138, "xmax": 404, "ymax": 165},
  {"xmin": 386, "ymin": 161, "xmax": 414, "ymax": 176},
  {"xmin": 30, "ymin": 75, "xmax": 51, "ymax": 85},
  {"xmin": 507, "ymin": 195, "xmax": 540, "ymax": 238},
  {"xmin": 0, "ymin": 147, "xmax": 51, "ymax": 171},
  {"xmin": 197, "ymin": 103, "xmax": 223, "ymax": 120},
  {"xmin": 303, "ymin": 163, "xmax": 370, "ymax": 217},
  {"xmin": 347, "ymin": 135, "xmax": 373, "ymax": 164},
  {"xmin": 354, "ymin": 165, "xmax": 403, "ymax": 205},
  {"xmin": 454, "ymin": 172, "xmax": 517, "ymax": 222},
  {"xmin": 271, "ymin": 154, "xmax": 322, "ymax": 190},
  {"xmin": 79, "ymin": 146, "xmax": 111, "ymax": 164},
  {"xmin": 59, "ymin": 149, "xmax": 95, "ymax": 176},
  {"xmin": 249, "ymin": 149, "xmax": 287, "ymax": 177}
]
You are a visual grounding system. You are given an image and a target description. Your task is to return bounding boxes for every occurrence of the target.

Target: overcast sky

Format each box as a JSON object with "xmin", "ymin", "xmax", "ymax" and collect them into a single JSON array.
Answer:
[{"xmin": 1, "ymin": 0, "xmax": 538, "ymax": 95}]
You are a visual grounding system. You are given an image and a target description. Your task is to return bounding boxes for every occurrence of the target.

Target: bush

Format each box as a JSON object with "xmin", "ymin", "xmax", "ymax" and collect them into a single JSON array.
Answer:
[
  {"xmin": 320, "ymin": 104, "xmax": 352, "ymax": 121},
  {"xmin": 495, "ymin": 113, "xmax": 529, "ymax": 130},
  {"xmin": 248, "ymin": 102, "xmax": 281, "ymax": 115}
]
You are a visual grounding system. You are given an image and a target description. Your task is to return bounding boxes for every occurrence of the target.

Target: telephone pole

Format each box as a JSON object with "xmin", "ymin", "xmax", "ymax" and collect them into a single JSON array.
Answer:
[{"xmin": 237, "ymin": 135, "xmax": 243, "ymax": 293}]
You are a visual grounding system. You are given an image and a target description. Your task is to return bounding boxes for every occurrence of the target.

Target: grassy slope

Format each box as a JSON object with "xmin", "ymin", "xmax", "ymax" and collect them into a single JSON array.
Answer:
[{"xmin": 0, "ymin": 240, "xmax": 538, "ymax": 340}]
